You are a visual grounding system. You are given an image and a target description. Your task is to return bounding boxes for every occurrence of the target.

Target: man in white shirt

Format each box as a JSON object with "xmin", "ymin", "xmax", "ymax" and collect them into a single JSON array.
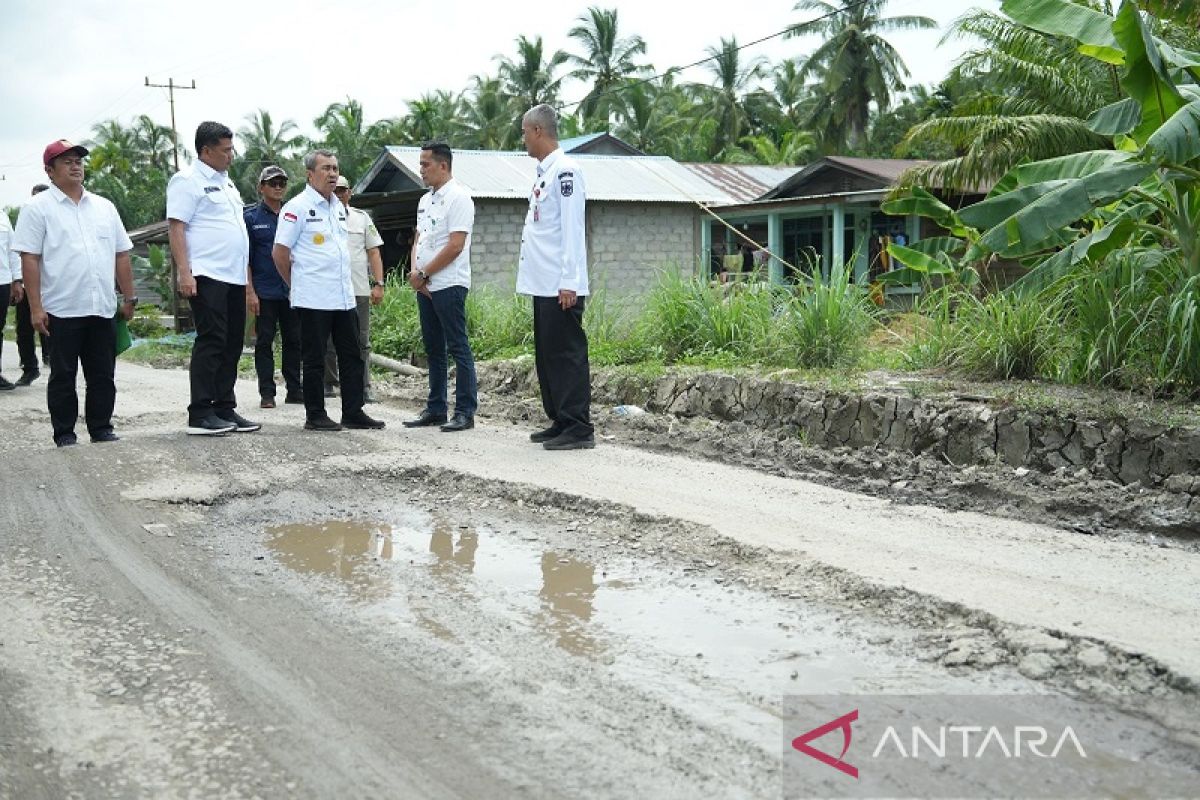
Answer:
[
  {"xmin": 12, "ymin": 139, "xmax": 137, "ymax": 447},
  {"xmin": 517, "ymin": 104, "xmax": 594, "ymax": 450},
  {"xmin": 326, "ymin": 174, "xmax": 384, "ymax": 402},
  {"xmin": 11, "ymin": 184, "xmax": 53, "ymax": 387},
  {"xmin": 403, "ymin": 142, "xmax": 478, "ymax": 433},
  {"xmin": 0, "ymin": 209, "xmax": 22, "ymax": 390},
  {"xmin": 167, "ymin": 121, "xmax": 258, "ymax": 436},
  {"xmin": 273, "ymin": 149, "xmax": 384, "ymax": 432}
]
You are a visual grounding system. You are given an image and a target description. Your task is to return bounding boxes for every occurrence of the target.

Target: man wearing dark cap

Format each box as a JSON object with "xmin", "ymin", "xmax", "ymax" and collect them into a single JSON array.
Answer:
[
  {"xmin": 245, "ymin": 165, "xmax": 301, "ymax": 409},
  {"xmin": 12, "ymin": 140, "xmax": 137, "ymax": 447},
  {"xmin": 10, "ymin": 184, "xmax": 52, "ymax": 386}
]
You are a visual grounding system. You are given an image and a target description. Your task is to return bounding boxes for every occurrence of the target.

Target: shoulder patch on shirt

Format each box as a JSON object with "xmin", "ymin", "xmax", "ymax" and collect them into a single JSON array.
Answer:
[
  {"xmin": 283, "ymin": 212, "xmax": 298, "ymax": 223},
  {"xmin": 559, "ymin": 173, "xmax": 574, "ymax": 197}
]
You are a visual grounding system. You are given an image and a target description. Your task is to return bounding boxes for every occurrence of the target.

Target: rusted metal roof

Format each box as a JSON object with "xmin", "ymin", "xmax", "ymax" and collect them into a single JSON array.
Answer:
[{"xmin": 681, "ymin": 163, "xmax": 803, "ymax": 203}]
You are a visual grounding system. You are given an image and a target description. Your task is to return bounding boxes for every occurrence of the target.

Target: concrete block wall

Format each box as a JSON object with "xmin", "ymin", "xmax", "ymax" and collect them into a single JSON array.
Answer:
[{"xmin": 467, "ymin": 200, "xmax": 700, "ymax": 308}]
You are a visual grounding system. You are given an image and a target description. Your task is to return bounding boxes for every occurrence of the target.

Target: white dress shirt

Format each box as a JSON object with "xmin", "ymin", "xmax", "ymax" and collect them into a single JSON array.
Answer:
[
  {"xmin": 517, "ymin": 148, "xmax": 589, "ymax": 297},
  {"xmin": 275, "ymin": 184, "xmax": 354, "ymax": 311},
  {"xmin": 166, "ymin": 159, "xmax": 249, "ymax": 285},
  {"xmin": 11, "ymin": 185, "xmax": 132, "ymax": 318},
  {"xmin": 414, "ymin": 178, "xmax": 474, "ymax": 292},
  {"xmin": 0, "ymin": 212, "xmax": 19, "ymax": 284},
  {"xmin": 346, "ymin": 206, "xmax": 384, "ymax": 297}
]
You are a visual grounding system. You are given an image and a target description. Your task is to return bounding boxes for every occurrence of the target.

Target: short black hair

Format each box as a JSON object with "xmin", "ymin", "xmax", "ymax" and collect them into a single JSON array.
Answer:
[
  {"xmin": 31, "ymin": 183, "xmax": 49, "ymax": 195},
  {"xmin": 421, "ymin": 141, "xmax": 453, "ymax": 168},
  {"xmin": 195, "ymin": 121, "xmax": 234, "ymax": 155}
]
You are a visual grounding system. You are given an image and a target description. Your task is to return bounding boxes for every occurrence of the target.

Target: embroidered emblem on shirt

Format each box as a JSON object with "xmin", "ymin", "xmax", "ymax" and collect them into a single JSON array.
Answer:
[
  {"xmin": 203, "ymin": 186, "xmax": 221, "ymax": 193},
  {"xmin": 309, "ymin": 209, "xmax": 316, "ymax": 217},
  {"xmin": 283, "ymin": 212, "xmax": 298, "ymax": 222},
  {"xmin": 559, "ymin": 174, "xmax": 574, "ymax": 197},
  {"xmin": 313, "ymin": 233, "xmax": 325, "ymax": 245}
]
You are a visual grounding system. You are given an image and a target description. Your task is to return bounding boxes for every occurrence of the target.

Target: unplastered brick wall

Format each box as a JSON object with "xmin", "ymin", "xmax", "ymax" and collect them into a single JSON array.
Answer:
[{"xmin": 467, "ymin": 199, "xmax": 700, "ymax": 306}]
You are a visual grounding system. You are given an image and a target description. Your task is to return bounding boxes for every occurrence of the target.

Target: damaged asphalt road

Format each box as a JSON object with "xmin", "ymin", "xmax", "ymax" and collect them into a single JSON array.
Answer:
[{"xmin": 1, "ymin": 357, "xmax": 1199, "ymax": 798}]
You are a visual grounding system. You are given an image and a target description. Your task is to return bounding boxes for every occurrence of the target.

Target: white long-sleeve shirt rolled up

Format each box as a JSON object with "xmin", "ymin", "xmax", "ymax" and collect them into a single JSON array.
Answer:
[{"xmin": 517, "ymin": 148, "xmax": 589, "ymax": 297}]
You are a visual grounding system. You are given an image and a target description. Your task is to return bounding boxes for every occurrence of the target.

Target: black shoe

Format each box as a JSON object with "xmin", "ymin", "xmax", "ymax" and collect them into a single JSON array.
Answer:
[
  {"xmin": 0, "ymin": 376, "xmax": 14, "ymax": 391},
  {"xmin": 542, "ymin": 433, "xmax": 596, "ymax": 451},
  {"xmin": 90, "ymin": 430, "xmax": 120, "ymax": 443},
  {"xmin": 440, "ymin": 414, "xmax": 474, "ymax": 432},
  {"xmin": 54, "ymin": 433, "xmax": 78, "ymax": 447},
  {"xmin": 304, "ymin": 416, "xmax": 344, "ymax": 432},
  {"xmin": 216, "ymin": 411, "xmax": 261, "ymax": 432},
  {"xmin": 187, "ymin": 415, "xmax": 236, "ymax": 436},
  {"xmin": 529, "ymin": 425, "xmax": 563, "ymax": 443},
  {"xmin": 342, "ymin": 412, "xmax": 385, "ymax": 430},
  {"xmin": 402, "ymin": 410, "xmax": 447, "ymax": 428},
  {"xmin": 16, "ymin": 370, "xmax": 40, "ymax": 387},
  {"xmin": 260, "ymin": 397, "xmax": 276, "ymax": 409},
  {"xmin": 284, "ymin": 393, "xmax": 304, "ymax": 404}
]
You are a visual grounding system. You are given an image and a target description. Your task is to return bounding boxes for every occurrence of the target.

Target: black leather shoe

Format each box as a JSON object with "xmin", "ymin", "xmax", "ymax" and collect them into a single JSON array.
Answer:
[
  {"xmin": 0, "ymin": 376, "xmax": 14, "ymax": 391},
  {"xmin": 55, "ymin": 433, "xmax": 78, "ymax": 447},
  {"xmin": 16, "ymin": 370, "xmax": 40, "ymax": 387},
  {"xmin": 90, "ymin": 430, "xmax": 120, "ymax": 443},
  {"xmin": 529, "ymin": 425, "xmax": 563, "ymax": 443},
  {"xmin": 440, "ymin": 414, "xmax": 474, "ymax": 432},
  {"xmin": 543, "ymin": 434, "xmax": 596, "ymax": 451},
  {"xmin": 216, "ymin": 411, "xmax": 261, "ymax": 433},
  {"xmin": 304, "ymin": 416, "xmax": 344, "ymax": 432},
  {"xmin": 284, "ymin": 393, "xmax": 304, "ymax": 404},
  {"xmin": 342, "ymin": 412, "xmax": 385, "ymax": 430},
  {"xmin": 402, "ymin": 410, "xmax": 447, "ymax": 428}
]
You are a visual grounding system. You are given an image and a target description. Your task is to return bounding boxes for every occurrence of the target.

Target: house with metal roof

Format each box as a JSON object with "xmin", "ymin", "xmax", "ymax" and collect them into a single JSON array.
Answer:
[{"xmin": 353, "ymin": 145, "xmax": 741, "ymax": 306}]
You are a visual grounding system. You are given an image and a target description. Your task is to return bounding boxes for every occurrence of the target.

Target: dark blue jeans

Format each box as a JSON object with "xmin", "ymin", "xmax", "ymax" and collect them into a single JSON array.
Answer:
[{"xmin": 417, "ymin": 286, "xmax": 477, "ymax": 418}]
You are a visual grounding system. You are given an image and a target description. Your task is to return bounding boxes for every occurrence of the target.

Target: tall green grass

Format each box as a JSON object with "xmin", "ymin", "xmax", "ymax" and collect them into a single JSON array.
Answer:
[{"xmin": 774, "ymin": 261, "xmax": 877, "ymax": 369}]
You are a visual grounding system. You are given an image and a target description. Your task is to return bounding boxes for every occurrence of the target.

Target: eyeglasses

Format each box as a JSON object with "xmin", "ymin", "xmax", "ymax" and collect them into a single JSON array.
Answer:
[{"xmin": 264, "ymin": 179, "xmax": 288, "ymax": 188}]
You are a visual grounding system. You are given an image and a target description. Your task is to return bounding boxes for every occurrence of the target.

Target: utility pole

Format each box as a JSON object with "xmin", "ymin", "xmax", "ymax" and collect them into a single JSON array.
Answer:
[{"xmin": 144, "ymin": 77, "xmax": 196, "ymax": 331}]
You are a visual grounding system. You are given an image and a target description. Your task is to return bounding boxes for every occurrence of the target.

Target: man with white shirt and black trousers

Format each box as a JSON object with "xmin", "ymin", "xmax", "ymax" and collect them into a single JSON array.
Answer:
[
  {"xmin": 0, "ymin": 206, "xmax": 21, "ymax": 391},
  {"xmin": 273, "ymin": 149, "xmax": 384, "ymax": 432},
  {"xmin": 12, "ymin": 139, "xmax": 137, "ymax": 446},
  {"xmin": 167, "ymin": 121, "xmax": 258, "ymax": 436},
  {"xmin": 403, "ymin": 141, "xmax": 478, "ymax": 433},
  {"xmin": 518, "ymin": 104, "xmax": 594, "ymax": 450}
]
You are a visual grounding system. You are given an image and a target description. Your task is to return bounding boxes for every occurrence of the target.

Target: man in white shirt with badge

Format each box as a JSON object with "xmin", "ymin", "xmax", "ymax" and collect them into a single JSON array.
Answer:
[
  {"xmin": 12, "ymin": 139, "xmax": 138, "ymax": 447},
  {"xmin": 403, "ymin": 141, "xmax": 478, "ymax": 433},
  {"xmin": 167, "ymin": 121, "xmax": 258, "ymax": 436},
  {"xmin": 326, "ymin": 174, "xmax": 385, "ymax": 402},
  {"xmin": 273, "ymin": 149, "xmax": 384, "ymax": 432},
  {"xmin": 517, "ymin": 104, "xmax": 594, "ymax": 450}
]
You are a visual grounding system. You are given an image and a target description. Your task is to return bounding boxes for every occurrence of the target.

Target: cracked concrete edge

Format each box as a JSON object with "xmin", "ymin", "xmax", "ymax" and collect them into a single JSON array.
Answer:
[{"xmin": 480, "ymin": 361, "xmax": 1200, "ymax": 496}]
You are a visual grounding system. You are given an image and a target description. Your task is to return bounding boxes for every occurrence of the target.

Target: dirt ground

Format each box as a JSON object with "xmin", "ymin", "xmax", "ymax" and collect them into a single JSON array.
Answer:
[{"xmin": 1, "ymin": 352, "xmax": 1198, "ymax": 799}]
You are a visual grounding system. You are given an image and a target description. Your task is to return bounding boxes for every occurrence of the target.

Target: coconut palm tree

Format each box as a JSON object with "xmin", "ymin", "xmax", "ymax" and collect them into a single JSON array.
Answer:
[
  {"xmin": 131, "ymin": 114, "xmax": 178, "ymax": 175},
  {"xmin": 239, "ymin": 110, "xmax": 304, "ymax": 167},
  {"xmin": 496, "ymin": 35, "xmax": 569, "ymax": 112},
  {"xmin": 566, "ymin": 6, "xmax": 648, "ymax": 126},
  {"xmin": 693, "ymin": 37, "xmax": 766, "ymax": 158},
  {"xmin": 613, "ymin": 77, "xmax": 683, "ymax": 153},
  {"xmin": 461, "ymin": 75, "xmax": 515, "ymax": 150},
  {"xmin": 788, "ymin": 0, "xmax": 936, "ymax": 151},
  {"xmin": 313, "ymin": 98, "xmax": 391, "ymax": 185}
]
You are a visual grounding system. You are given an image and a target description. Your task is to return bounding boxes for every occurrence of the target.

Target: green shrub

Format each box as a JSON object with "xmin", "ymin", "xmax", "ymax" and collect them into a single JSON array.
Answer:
[
  {"xmin": 949, "ymin": 291, "xmax": 1065, "ymax": 380},
  {"xmin": 127, "ymin": 304, "xmax": 168, "ymax": 339},
  {"xmin": 370, "ymin": 276, "xmax": 423, "ymax": 360},
  {"xmin": 467, "ymin": 286, "xmax": 533, "ymax": 359},
  {"xmin": 772, "ymin": 261, "xmax": 876, "ymax": 369},
  {"xmin": 641, "ymin": 269, "xmax": 774, "ymax": 360}
]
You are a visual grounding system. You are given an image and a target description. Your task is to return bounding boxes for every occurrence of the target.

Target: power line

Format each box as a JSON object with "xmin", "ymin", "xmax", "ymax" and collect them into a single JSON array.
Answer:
[{"xmin": 555, "ymin": 0, "xmax": 872, "ymax": 113}]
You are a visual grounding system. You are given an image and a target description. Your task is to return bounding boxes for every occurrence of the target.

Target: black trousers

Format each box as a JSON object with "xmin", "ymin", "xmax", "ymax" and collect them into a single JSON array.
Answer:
[
  {"xmin": 254, "ymin": 298, "xmax": 302, "ymax": 400},
  {"xmin": 16, "ymin": 292, "xmax": 50, "ymax": 370},
  {"xmin": 187, "ymin": 276, "xmax": 245, "ymax": 421},
  {"xmin": 532, "ymin": 295, "xmax": 592, "ymax": 440},
  {"xmin": 297, "ymin": 307, "xmax": 364, "ymax": 421},
  {"xmin": 0, "ymin": 284, "xmax": 8, "ymax": 375},
  {"xmin": 46, "ymin": 314, "xmax": 117, "ymax": 441}
]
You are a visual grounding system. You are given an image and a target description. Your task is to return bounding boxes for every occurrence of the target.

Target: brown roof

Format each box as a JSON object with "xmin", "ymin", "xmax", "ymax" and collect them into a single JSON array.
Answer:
[
  {"xmin": 822, "ymin": 157, "xmax": 934, "ymax": 183},
  {"xmin": 681, "ymin": 163, "xmax": 803, "ymax": 204}
]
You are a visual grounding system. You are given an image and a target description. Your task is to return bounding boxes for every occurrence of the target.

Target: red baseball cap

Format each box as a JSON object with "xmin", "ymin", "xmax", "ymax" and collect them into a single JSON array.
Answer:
[{"xmin": 43, "ymin": 139, "xmax": 89, "ymax": 167}]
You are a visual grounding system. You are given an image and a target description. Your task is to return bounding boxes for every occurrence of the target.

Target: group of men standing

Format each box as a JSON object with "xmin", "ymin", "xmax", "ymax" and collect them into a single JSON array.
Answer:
[{"xmin": 4, "ymin": 102, "xmax": 593, "ymax": 452}]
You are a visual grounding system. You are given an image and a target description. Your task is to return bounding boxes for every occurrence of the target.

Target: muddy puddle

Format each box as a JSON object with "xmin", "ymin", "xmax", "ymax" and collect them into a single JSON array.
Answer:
[{"xmin": 265, "ymin": 517, "xmax": 1028, "ymax": 746}]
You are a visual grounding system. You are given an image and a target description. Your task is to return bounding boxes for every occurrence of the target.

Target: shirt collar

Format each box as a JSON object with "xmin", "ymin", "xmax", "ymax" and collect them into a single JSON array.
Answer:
[
  {"xmin": 47, "ymin": 184, "xmax": 89, "ymax": 205},
  {"xmin": 304, "ymin": 183, "xmax": 334, "ymax": 208},
  {"xmin": 430, "ymin": 177, "xmax": 457, "ymax": 198},
  {"xmin": 257, "ymin": 200, "xmax": 278, "ymax": 217},
  {"xmin": 194, "ymin": 159, "xmax": 225, "ymax": 181},
  {"xmin": 537, "ymin": 148, "xmax": 563, "ymax": 176}
]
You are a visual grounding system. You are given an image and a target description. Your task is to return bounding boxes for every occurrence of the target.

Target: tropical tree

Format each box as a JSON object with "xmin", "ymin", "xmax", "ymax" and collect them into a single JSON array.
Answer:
[
  {"xmin": 313, "ymin": 98, "xmax": 392, "ymax": 186},
  {"xmin": 84, "ymin": 118, "xmax": 169, "ymax": 228},
  {"xmin": 496, "ymin": 35, "xmax": 570, "ymax": 112},
  {"xmin": 693, "ymin": 37, "xmax": 767, "ymax": 157},
  {"xmin": 460, "ymin": 76, "xmax": 514, "ymax": 150},
  {"xmin": 234, "ymin": 109, "xmax": 305, "ymax": 195},
  {"xmin": 401, "ymin": 91, "xmax": 464, "ymax": 144},
  {"xmin": 613, "ymin": 77, "xmax": 684, "ymax": 153},
  {"xmin": 566, "ymin": 6, "xmax": 649, "ymax": 126},
  {"xmin": 740, "ymin": 130, "xmax": 818, "ymax": 165},
  {"xmin": 788, "ymin": 0, "xmax": 936, "ymax": 151}
]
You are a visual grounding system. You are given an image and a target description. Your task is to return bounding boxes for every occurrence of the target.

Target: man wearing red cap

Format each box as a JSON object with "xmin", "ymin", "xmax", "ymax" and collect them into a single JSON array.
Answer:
[{"xmin": 11, "ymin": 140, "xmax": 137, "ymax": 447}]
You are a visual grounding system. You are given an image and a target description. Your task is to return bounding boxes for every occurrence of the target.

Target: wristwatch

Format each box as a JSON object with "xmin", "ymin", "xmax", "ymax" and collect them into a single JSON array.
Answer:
[
  {"xmin": 123, "ymin": 295, "xmax": 138, "ymax": 305},
  {"xmin": 416, "ymin": 270, "xmax": 429, "ymax": 283},
  {"xmin": 369, "ymin": 278, "xmax": 382, "ymax": 288}
]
